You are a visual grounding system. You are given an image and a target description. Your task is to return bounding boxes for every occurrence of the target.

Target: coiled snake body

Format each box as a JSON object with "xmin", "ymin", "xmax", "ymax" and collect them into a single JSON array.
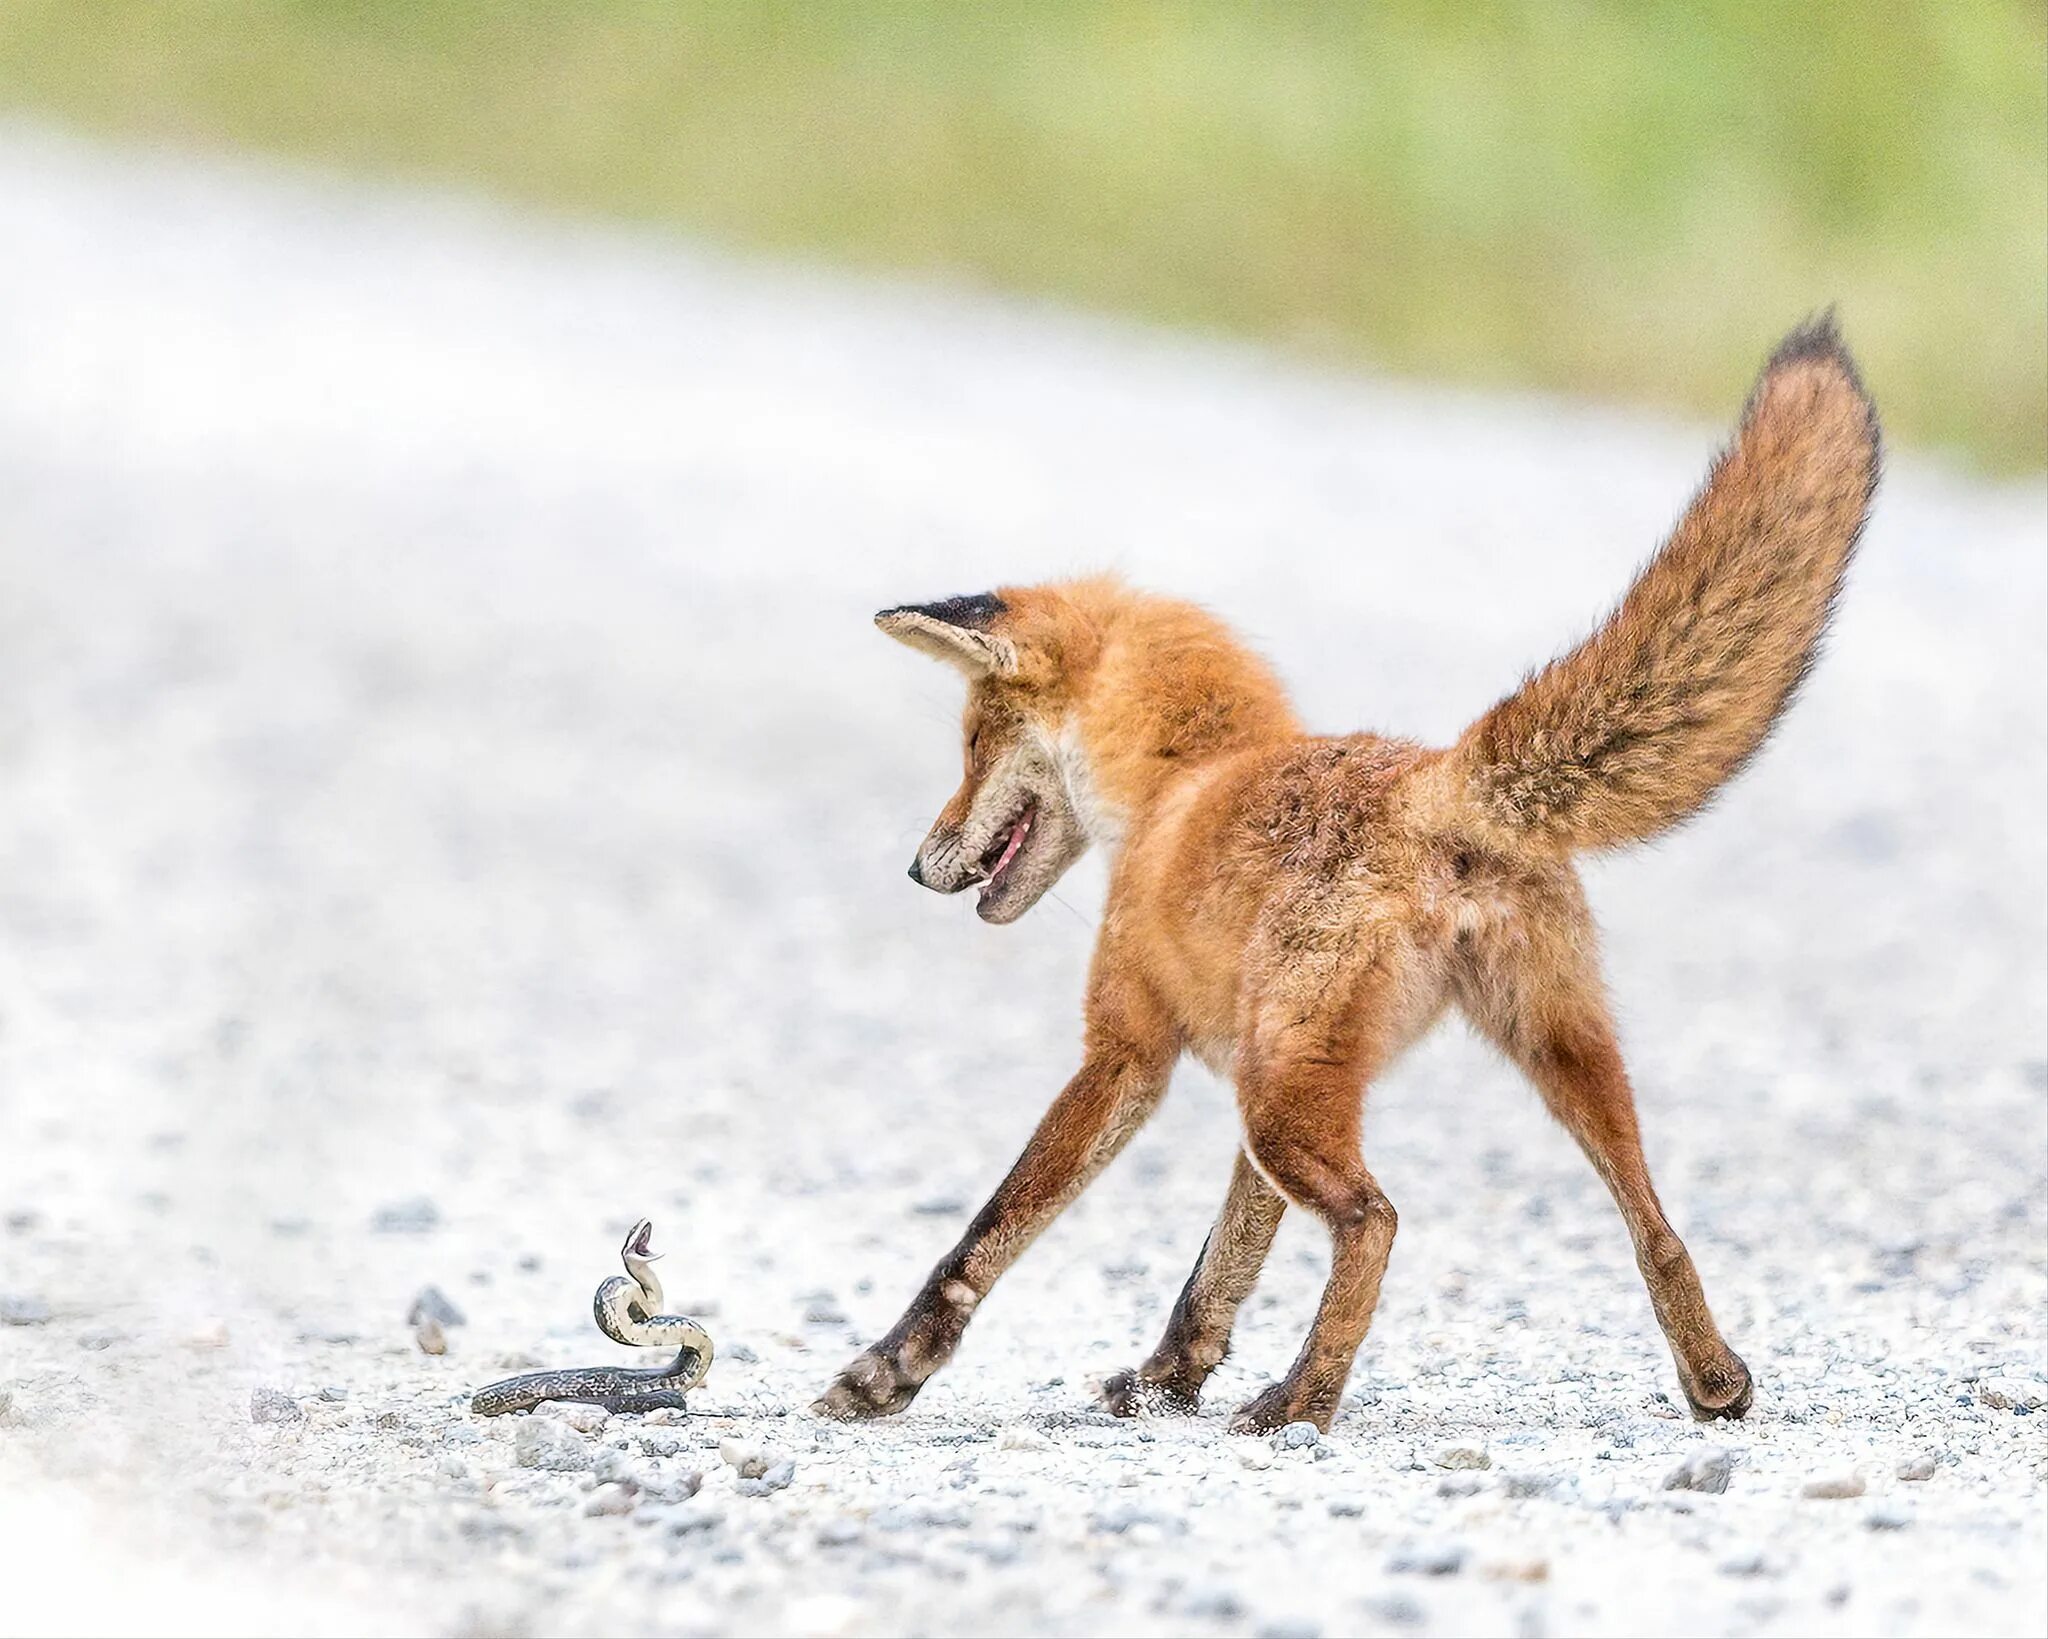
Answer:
[{"xmin": 471, "ymin": 1219, "xmax": 713, "ymax": 1416}]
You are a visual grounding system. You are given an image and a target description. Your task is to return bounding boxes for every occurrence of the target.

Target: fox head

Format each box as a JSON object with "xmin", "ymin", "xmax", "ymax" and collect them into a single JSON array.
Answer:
[{"xmin": 875, "ymin": 578, "xmax": 1298, "ymax": 924}]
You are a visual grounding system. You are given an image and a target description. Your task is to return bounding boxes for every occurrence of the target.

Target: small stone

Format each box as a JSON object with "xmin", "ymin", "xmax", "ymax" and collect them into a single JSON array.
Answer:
[
  {"xmin": 0, "ymin": 1296, "xmax": 51, "ymax": 1327},
  {"xmin": 726, "ymin": 1342, "xmax": 760, "ymax": 1365},
  {"xmin": 179, "ymin": 1318, "xmax": 230, "ymax": 1350},
  {"xmin": 1362, "ymin": 1595, "xmax": 1425, "ymax": 1628},
  {"xmin": 1431, "ymin": 1443, "xmax": 1489, "ymax": 1471},
  {"xmin": 719, "ymin": 1439, "xmax": 770, "ymax": 1477},
  {"xmin": 407, "ymin": 1286, "xmax": 466, "ymax": 1329},
  {"xmin": 1663, "ymin": 1446, "xmax": 1734, "ymax": 1494},
  {"xmin": 371, "ymin": 1197, "xmax": 440, "ymax": 1234},
  {"xmin": 1276, "ymin": 1420, "xmax": 1320, "ymax": 1450},
  {"xmin": 1802, "ymin": 1473, "xmax": 1865, "ymax": 1500},
  {"xmin": 4, "ymin": 1210, "xmax": 38, "ymax": 1234},
  {"xmin": 817, "ymin": 1519, "xmax": 864, "ymax": 1546},
  {"xmin": 637, "ymin": 1431, "xmax": 683, "ymax": 1459},
  {"xmin": 1720, "ymin": 1549, "xmax": 1774, "ymax": 1578},
  {"xmin": 638, "ymin": 1503, "xmax": 719, "ymax": 1537},
  {"xmin": 998, "ymin": 1425, "xmax": 1049, "ymax": 1452},
  {"xmin": 584, "ymin": 1482, "xmax": 639, "ymax": 1516},
  {"xmin": 1387, "ymin": 1542, "xmax": 1467, "ymax": 1577},
  {"xmin": 555, "ymin": 1403, "xmax": 609, "ymax": 1435},
  {"xmin": 414, "ymin": 1316, "xmax": 447, "ymax": 1355},
  {"xmin": 736, "ymin": 1460, "xmax": 795, "ymax": 1497},
  {"xmin": 438, "ymin": 1454, "xmax": 467, "ymax": 1479},
  {"xmin": 249, "ymin": 1386, "xmax": 304, "ymax": 1425},
  {"xmin": 803, "ymin": 1299, "xmax": 847, "ymax": 1326},
  {"xmin": 1436, "ymin": 1475, "xmax": 1484, "ymax": 1499},
  {"xmin": 1328, "ymin": 1498, "xmax": 1367, "ymax": 1518},
  {"xmin": 1865, "ymin": 1502, "xmax": 1911, "ymax": 1531},
  {"xmin": 1502, "ymin": 1472, "xmax": 1562, "ymax": 1500},
  {"xmin": 1482, "ymin": 1557, "xmax": 1550, "ymax": 1583},
  {"xmin": 1896, "ymin": 1453, "xmax": 1939, "ymax": 1481},
  {"xmin": 912, "ymin": 1196, "xmax": 966, "ymax": 1216},
  {"xmin": 319, "ymin": 1385, "xmax": 349, "ymax": 1403},
  {"xmin": 1236, "ymin": 1444, "xmax": 1274, "ymax": 1471},
  {"xmin": 514, "ymin": 1419, "xmax": 595, "ymax": 1472},
  {"xmin": 1975, "ymin": 1376, "xmax": 2046, "ymax": 1412}
]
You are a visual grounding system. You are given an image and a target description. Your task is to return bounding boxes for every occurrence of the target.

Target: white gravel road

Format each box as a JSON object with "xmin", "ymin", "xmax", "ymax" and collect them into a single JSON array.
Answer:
[{"xmin": 0, "ymin": 126, "xmax": 2043, "ymax": 1638}]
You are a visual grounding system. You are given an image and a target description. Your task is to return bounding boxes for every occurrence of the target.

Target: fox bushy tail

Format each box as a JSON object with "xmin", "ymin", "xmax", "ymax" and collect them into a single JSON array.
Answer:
[{"xmin": 1448, "ymin": 315, "xmax": 1880, "ymax": 853}]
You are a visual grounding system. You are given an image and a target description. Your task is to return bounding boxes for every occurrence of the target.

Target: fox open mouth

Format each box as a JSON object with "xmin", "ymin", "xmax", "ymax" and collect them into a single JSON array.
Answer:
[{"xmin": 973, "ymin": 799, "xmax": 1037, "ymax": 912}]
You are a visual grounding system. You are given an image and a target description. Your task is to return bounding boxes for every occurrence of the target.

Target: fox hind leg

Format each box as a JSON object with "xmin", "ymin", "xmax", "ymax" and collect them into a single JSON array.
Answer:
[
  {"xmin": 1455, "ymin": 887, "xmax": 1752, "ymax": 1419},
  {"xmin": 1101, "ymin": 1149, "xmax": 1286, "ymax": 1416}
]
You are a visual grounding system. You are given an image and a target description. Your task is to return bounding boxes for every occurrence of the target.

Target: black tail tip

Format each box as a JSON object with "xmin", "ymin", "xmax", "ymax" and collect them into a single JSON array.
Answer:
[{"xmin": 1766, "ymin": 308, "xmax": 1856, "ymax": 377}]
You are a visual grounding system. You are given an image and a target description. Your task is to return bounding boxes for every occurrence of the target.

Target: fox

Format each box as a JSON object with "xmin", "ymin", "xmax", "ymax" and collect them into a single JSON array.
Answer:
[{"xmin": 814, "ymin": 316, "xmax": 1880, "ymax": 1434}]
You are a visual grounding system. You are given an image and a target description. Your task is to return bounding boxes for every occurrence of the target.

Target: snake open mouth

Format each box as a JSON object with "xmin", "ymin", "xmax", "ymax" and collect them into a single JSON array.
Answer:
[
  {"xmin": 625, "ymin": 1219, "xmax": 657, "ymax": 1259},
  {"xmin": 975, "ymin": 800, "xmax": 1036, "ymax": 914}
]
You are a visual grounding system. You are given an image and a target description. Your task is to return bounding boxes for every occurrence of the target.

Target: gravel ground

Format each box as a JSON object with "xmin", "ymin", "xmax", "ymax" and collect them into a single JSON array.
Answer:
[{"xmin": 0, "ymin": 127, "xmax": 2043, "ymax": 1638}]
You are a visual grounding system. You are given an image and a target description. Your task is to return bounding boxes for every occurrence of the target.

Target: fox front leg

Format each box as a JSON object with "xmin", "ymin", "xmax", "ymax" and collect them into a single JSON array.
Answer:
[{"xmin": 813, "ymin": 1026, "xmax": 1173, "ymax": 1420}]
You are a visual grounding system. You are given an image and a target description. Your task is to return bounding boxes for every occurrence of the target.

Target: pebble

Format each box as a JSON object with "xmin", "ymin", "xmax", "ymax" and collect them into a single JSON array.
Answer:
[
  {"xmin": 636, "ymin": 1504, "xmax": 719, "ymax": 1537},
  {"xmin": 1663, "ymin": 1447, "xmax": 1734, "ymax": 1495},
  {"xmin": 249, "ymin": 1386, "xmax": 304, "ymax": 1425},
  {"xmin": 1801, "ymin": 1473, "xmax": 1865, "ymax": 1500},
  {"xmin": 735, "ymin": 1459, "xmax": 795, "ymax": 1497},
  {"xmin": 555, "ymin": 1403, "xmax": 610, "ymax": 1435},
  {"xmin": 1975, "ymin": 1376, "xmax": 2046, "ymax": 1412},
  {"xmin": 408, "ymin": 1286, "xmax": 466, "ymax": 1328},
  {"xmin": 371, "ymin": 1196, "xmax": 441, "ymax": 1234},
  {"xmin": 912, "ymin": 1195, "xmax": 967, "ymax": 1216},
  {"xmin": 1276, "ymin": 1421, "xmax": 1320, "ymax": 1450},
  {"xmin": 319, "ymin": 1385, "xmax": 350, "ymax": 1403},
  {"xmin": 1236, "ymin": 1444, "xmax": 1275, "ymax": 1471},
  {"xmin": 637, "ymin": 1431, "xmax": 683, "ymax": 1459},
  {"xmin": 1431, "ymin": 1443, "xmax": 1490, "ymax": 1471},
  {"xmin": 514, "ymin": 1420, "xmax": 595, "ymax": 1472},
  {"xmin": 0, "ymin": 1295, "xmax": 52, "ymax": 1327},
  {"xmin": 719, "ymin": 1439, "xmax": 773, "ymax": 1478},
  {"xmin": 584, "ymin": 1482, "xmax": 639, "ymax": 1516},
  {"xmin": 1328, "ymin": 1498, "xmax": 1367, "ymax": 1518},
  {"xmin": 1897, "ymin": 1452, "xmax": 1939, "ymax": 1481},
  {"xmin": 414, "ymin": 1316, "xmax": 447, "ymax": 1355},
  {"xmin": 1387, "ymin": 1542, "xmax": 1468, "ymax": 1577},
  {"xmin": 1866, "ymin": 1502, "xmax": 1911, "ymax": 1531}
]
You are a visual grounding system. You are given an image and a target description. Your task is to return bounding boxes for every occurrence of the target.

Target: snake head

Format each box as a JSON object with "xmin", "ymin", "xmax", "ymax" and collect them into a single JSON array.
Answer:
[{"xmin": 623, "ymin": 1218, "xmax": 659, "ymax": 1262}]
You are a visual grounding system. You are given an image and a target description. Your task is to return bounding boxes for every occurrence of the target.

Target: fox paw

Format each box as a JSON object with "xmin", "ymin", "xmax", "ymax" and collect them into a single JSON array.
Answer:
[
  {"xmin": 1100, "ymin": 1368, "xmax": 1200, "ymax": 1418},
  {"xmin": 812, "ymin": 1348, "xmax": 925, "ymax": 1421},
  {"xmin": 1227, "ymin": 1381, "xmax": 1335, "ymax": 1436},
  {"xmin": 1683, "ymin": 1354, "xmax": 1754, "ymax": 1421}
]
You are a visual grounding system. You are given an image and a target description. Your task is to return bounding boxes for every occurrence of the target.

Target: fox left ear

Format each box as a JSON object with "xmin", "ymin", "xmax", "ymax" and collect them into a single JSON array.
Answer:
[{"xmin": 874, "ymin": 594, "xmax": 1017, "ymax": 678}]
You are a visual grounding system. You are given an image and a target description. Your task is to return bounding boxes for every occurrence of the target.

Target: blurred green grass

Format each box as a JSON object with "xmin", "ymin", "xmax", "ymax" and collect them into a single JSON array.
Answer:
[{"xmin": 1, "ymin": 2, "xmax": 2040, "ymax": 470}]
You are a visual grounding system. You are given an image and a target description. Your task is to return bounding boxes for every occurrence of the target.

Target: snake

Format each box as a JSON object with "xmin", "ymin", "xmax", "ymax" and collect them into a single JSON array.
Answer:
[{"xmin": 470, "ymin": 1218, "xmax": 714, "ymax": 1416}]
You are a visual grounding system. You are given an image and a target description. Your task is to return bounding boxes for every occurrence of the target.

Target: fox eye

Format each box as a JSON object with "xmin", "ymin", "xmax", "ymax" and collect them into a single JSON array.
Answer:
[{"xmin": 968, "ymin": 728, "xmax": 983, "ymax": 764}]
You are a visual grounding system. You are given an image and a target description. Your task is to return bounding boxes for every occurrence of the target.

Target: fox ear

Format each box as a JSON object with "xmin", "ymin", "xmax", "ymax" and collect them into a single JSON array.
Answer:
[{"xmin": 874, "ymin": 594, "xmax": 1017, "ymax": 678}]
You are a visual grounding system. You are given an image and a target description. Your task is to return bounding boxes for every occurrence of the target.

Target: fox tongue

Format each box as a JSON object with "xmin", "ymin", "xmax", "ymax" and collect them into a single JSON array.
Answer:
[{"xmin": 991, "ymin": 813, "xmax": 1030, "ymax": 880}]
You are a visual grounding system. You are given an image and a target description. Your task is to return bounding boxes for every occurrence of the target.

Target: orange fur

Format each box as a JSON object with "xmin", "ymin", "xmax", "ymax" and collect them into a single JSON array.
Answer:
[{"xmin": 819, "ymin": 318, "xmax": 1879, "ymax": 1433}]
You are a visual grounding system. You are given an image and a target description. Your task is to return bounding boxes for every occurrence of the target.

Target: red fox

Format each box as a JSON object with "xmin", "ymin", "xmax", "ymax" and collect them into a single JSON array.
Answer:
[{"xmin": 816, "ymin": 317, "xmax": 1880, "ymax": 1433}]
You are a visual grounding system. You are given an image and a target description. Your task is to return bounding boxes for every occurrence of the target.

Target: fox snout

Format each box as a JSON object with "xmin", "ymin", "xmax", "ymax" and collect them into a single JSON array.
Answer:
[{"xmin": 907, "ymin": 826, "xmax": 977, "ymax": 895}]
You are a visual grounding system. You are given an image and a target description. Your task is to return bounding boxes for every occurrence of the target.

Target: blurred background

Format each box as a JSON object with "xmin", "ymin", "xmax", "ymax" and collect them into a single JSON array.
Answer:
[
  {"xmin": 0, "ymin": 7, "xmax": 2042, "ymax": 1637},
  {"xmin": 1, "ymin": 0, "xmax": 2041, "ymax": 472}
]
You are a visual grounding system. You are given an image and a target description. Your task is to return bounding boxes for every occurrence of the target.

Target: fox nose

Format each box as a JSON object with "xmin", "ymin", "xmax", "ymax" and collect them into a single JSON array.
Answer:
[{"xmin": 907, "ymin": 853, "xmax": 927, "ymax": 887}]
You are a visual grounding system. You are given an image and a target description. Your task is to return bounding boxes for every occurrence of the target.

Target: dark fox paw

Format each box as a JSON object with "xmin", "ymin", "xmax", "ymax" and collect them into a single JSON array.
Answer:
[
  {"xmin": 1100, "ymin": 1367, "xmax": 1200, "ymax": 1418},
  {"xmin": 812, "ymin": 1348, "xmax": 924, "ymax": 1421},
  {"xmin": 1227, "ymin": 1380, "xmax": 1336, "ymax": 1436},
  {"xmin": 1684, "ymin": 1354, "xmax": 1755, "ymax": 1421}
]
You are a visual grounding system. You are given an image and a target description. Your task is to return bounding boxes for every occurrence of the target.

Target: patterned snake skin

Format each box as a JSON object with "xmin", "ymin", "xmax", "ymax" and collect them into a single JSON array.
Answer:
[{"xmin": 471, "ymin": 1219, "xmax": 713, "ymax": 1416}]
